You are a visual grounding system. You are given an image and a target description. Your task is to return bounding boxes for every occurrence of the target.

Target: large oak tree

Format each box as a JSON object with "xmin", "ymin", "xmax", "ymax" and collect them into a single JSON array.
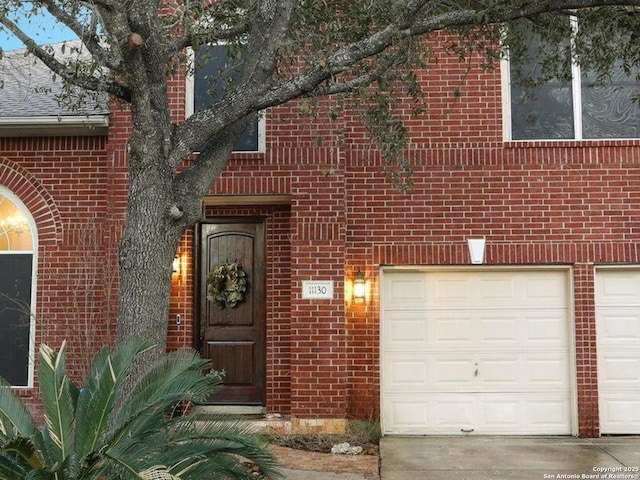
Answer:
[{"xmin": 2, "ymin": 0, "xmax": 640, "ymax": 356}]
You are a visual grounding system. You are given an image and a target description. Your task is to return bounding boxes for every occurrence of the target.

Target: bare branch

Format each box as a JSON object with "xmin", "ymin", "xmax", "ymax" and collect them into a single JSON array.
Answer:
[
  {"xmin": 80, "ymin": 0, "xmax": 118, "ymax": 8},
  {"xmin": 311, "ymin": 52, "xmax": 404, "ymax": 97},
  {"xmin": 410, "ymin": 0, "xmax": 640, "ymax": 34},
  {"xmin": 163, "ymin": 22, "xmax": 250, "ymax": 62},
  {"xmin": 36, "ymin": 0, "xmax": 122, "ymax": 71},
  {"xmin": 0, "ymin": 11, "xmax": 130, "ymax": 101},
  {"xmin": 167, "ymin": 0, "xmax": 296, "ymax": 169}
]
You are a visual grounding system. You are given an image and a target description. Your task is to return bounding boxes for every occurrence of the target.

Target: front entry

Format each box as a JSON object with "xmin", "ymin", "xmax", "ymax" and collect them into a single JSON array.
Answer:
[{"xmin": 198, "ymin": 218, "xmax": 266, "ymax": 405}]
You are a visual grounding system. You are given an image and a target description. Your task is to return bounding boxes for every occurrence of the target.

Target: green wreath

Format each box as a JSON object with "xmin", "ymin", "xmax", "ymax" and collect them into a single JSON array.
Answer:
[{"xmin": 206, "ymin": 261, "xmax": 248, "ymax": 309}]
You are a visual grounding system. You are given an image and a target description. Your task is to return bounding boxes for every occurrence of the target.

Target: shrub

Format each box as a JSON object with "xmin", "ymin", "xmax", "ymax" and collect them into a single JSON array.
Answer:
[{"xmin": 0, "ymin": 339, "xmax": 280, "ymax": 479}]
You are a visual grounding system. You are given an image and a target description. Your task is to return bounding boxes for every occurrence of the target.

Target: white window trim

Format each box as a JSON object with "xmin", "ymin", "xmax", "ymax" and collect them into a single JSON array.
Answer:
[
  {"xmin": 185, "ymin": 47, "xmax": 266, "ymax": 153},
  {"xmin": 569, "ymin": 16, "xmax": 583, "ymax": 140},
  {"xmin": 500, "ymin": 50, "xmax": 513, "ymax": 141},
  {"xmin": 501, "ymin": 15, "xmax": 637, "ymax": 142},
  {"xmin": 0, "ymin": 186, "xmax": 37, "ymax": 388}
]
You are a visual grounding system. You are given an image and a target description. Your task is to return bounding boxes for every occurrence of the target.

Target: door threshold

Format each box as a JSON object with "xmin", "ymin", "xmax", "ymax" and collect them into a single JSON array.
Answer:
[{"xmin": 195, "ymin": 405, "xmax": 265, "ymax": 415}]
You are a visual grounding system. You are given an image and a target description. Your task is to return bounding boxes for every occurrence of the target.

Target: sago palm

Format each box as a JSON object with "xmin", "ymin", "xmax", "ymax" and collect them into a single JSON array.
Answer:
[{"xmin": 0, "ymin": 339, "xmax": 280, "ymax": 479}]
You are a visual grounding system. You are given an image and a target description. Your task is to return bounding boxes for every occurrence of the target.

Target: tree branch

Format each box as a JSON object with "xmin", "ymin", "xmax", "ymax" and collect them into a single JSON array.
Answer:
[
  {"xmin": 163, "ymin": 22, "xmax": 250, "ymax": 63},
  {"xmin": 410, "ymin": 0, "xmax": 640, "ymax": 34},
  {"xmin": 0, "ymin": 11, "xmax": 131, "ymax": 101},
  {"xmin": 36, "ymin": 0, "xmax": 122, "ymax": 71},
  {"xmin": 311, "ymin": 51, "xmax": 405, "ymax": 97},
  {"xmin": 169, "ymin": 0, "xmax": 640, "ymax": 170},
  {"xmin": 167, "ymin": 0, "xmax": 295, "ymax": 170}
]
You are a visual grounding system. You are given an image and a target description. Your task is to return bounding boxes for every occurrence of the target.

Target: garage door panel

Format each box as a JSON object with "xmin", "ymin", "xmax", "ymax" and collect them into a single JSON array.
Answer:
[
  {"xmin": 525, "ymin": 312, "xmax": 569, "ymax": 345},
  {"xmin": 523, "ymin": 275, "xmax": 567, "ymax": 304},
  {"xmin": 386, "ymin": 353, "xmax": 569, "ymax": 393},
  {"xmin": 385, "ymin": 273, "xmax": 428, "ymax": 309},
  {"xmin": 477, "ymin": 272, "xmax": 565, "ymax": 307},
  {"xmin": 599, "ymin": 395, "xmax": 640, "ymax": 434},
  {"xmin": 382, "ymin": 269, "xmax": 571, "ymax": 435},
  {"xmin": 476, "ymin": 353, "xmax": 569, "ymax": 391},
  {"xmin": 383, "ymin": 394, "xmax": 475, "ymax": 435},
  {"xmin": 433, "ymin": 396, "xmax": 475, "ymax": 429},
  {"xmin": 385, "ymin": 353, "xmax": 476, "ymax": 392},
  {"xmin": 384, "ymin": 393, "xmax": 571, "ymax": 435},
  {"xmin": 383, "ymin": 396, "xmax": 429, "ymax": 432},
  {"xmin": 384, "ymin": 311, "xmax": 429, "ymax": 350},
  {"xmin": 477, "ymin": 314, "xmax": 519, "ymax": 345},
  {"xmin": 480, "ymin": 398, "xmax": 520, "ymax": 429},
  {"xmin": 527, "ymin": 397, "xmax": 571, "ymax": 428},
  {"xmin": 526, "ymin": 354, "xmax": 570, "ymax": 388},
  {"xmin": 597, "ymin": 272, "xmax": 640, "ymax": 306},
  {"xmin": 479, "ymin": 395, "xmax": 570, "ymax": 433},
  {"xmin": 477, "ymin": 357, "xmax": 520, "ymax": 388},
  {"xmin": 596, "ymin": 269, "xmax": 640, "ymax": 434},
  {"xmin": 433, "ymin": 314, "xmax": 475, "ymax": 347},
  {"xmin": 432, "ymin": 357, "xmax": 477, "ymax": 390},
  {"xmin": 597, "ymin": 312, "xmax": 640, "ymax": 346},
  {"xmin": 598, "ymin": 353, "xmax": 640, "ymax": 389},
  {"xmin": 432, "ymin": 277, "xmax": 474, "ymax": 304},
  {"xmin": 385, "ymin": 357, "xmax": 428, "ymax": 388}
]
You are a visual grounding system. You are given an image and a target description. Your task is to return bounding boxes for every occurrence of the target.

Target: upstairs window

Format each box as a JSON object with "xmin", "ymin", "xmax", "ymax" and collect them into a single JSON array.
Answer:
[
  {"xmin": 504, "ymin": 19, "xmax": 640, "ymax": 141},
  {"xmin": 0, "ymin": 189, "xmax": 35, "ymax": 387},
  {"xmin": 186, "ymin": 44, "xmax": 264, "ymax": 152}
]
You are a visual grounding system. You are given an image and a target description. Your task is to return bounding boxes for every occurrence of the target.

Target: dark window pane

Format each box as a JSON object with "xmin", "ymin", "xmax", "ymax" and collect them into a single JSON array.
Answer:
[
  {"xmin": 511, "ymin": 83, "xmax": 574, "ymax": 139},
  {"xmin": 194, "ymin": 44, "xmax": 259, "ymax": 152},
  {"xmin": 0, "ymin": 254, "xmax": 32, "ymax": 386},
  {"xmin": 509, "ymin": 28, "xmax": 574, "ymax": 140},
  {"xmin": 582, "ymin": 62, "xmax": 640, "ymax": 139}
]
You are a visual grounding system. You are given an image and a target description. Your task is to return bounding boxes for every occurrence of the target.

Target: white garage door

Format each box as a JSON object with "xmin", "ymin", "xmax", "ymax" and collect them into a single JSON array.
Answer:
[
  {"xmin": 596, "ymin": 269, "xmax": 640, "ymax": 434},
  {"xmin": 381, "ymin": 269, "xmax": 572, "ymax": 435}
]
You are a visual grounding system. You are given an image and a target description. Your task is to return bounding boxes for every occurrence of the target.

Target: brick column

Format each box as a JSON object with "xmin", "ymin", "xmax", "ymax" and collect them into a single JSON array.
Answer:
[
  {"xmin": 574, "ymin": 262, "xmax": 600, "ymax": 437},
  {"xmin": 289, "ymin": 158, "xmax": 348, "ymax": 430}
]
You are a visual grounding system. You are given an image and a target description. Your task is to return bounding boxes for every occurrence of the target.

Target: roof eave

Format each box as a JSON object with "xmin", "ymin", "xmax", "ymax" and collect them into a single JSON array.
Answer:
[{"xmin": 0, "ymin": 115, "xmax": 109, "ymax": 137}]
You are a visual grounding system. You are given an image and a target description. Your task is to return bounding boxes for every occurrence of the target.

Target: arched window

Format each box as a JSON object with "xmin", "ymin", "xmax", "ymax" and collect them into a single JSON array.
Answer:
[{"xmin": 0, "ymin": 188, "xmax": 36, "ymax": 387}]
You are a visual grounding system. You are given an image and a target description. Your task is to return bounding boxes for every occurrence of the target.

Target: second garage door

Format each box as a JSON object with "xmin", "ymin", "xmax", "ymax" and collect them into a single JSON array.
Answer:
[
  {"xmin": 595, "ymin": 268, "xmax": 640, "ymax": 434},
  {"xmin": 381, "ymin": 268, "xmax": 572, "ymax": 435}
]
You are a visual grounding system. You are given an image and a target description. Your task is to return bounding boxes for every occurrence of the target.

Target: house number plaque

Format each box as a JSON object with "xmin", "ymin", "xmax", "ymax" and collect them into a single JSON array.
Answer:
[{"xmin": 302, "ymin": 280, "xmax": 334, "ymax": 299}]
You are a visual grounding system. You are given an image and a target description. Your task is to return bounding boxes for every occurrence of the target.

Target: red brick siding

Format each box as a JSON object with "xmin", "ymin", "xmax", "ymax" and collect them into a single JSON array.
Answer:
[
  {"xmin": 182, "ymin": 49, "xmax": 640, "ymax": 436},
  {"xmin": 5, "ymin": 36, "xmax": 640, "ymax": 437},
  {"xmin": 0, "ymin": 136, "xmax": 111, "ymax": 423}
]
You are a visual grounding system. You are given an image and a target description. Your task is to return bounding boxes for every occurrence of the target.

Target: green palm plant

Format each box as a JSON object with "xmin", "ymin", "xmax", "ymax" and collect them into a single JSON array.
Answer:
[{"xmin": 0, "ymin": 339, "xmax": 280, "ymax": 479}]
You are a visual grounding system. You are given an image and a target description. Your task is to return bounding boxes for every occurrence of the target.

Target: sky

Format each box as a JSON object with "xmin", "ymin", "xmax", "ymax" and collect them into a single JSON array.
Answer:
[{"xmin": 0, "ymin": 9, "xmax": 76, "ymax": 51}]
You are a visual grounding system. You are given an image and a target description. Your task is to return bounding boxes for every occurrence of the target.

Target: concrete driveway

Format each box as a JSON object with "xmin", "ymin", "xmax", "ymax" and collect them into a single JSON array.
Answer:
[{"xmin": 380, "ymin": 436, "xmax": 640, "ymax": 480}]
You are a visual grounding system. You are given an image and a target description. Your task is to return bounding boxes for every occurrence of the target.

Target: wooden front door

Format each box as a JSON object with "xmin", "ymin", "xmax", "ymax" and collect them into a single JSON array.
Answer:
[{"xmin": 198, "ymin": 219, "xmax": 266, "ymax": 405}]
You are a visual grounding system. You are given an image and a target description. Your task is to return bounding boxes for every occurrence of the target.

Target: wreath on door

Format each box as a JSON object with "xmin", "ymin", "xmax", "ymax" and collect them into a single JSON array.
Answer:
[{"xmin": 206, "ymin": 261, "xmax": 248, "ymax": 309}]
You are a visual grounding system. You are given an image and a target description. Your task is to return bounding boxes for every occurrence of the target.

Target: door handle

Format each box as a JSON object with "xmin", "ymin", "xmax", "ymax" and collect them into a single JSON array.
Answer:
[
  {"xmin": 461, "ymin": 428, "xmax": 475, "ymax": 433},
  {"xmin": 474, "ymin": 363, "xmax": 478, "ymax": 377}
]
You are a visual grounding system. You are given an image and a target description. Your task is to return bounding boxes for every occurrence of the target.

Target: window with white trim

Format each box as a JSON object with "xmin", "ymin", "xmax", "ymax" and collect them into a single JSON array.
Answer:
[
  {"xmin": 503, "ymin": 19, "xmax": 640, "ymax": 141},
  {"xmin": 186, "ymin": 44, "xmax": 265, "ymax": 152},
  {"xmin": 0, "ymin": 188, "xmax": 36, "ymax": 387}
]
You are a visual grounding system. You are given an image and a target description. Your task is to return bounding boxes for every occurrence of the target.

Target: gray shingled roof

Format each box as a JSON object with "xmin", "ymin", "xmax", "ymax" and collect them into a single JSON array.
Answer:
[{"xmin": 0, "ymin": 40, "xmax": 109, "ymax": 118}]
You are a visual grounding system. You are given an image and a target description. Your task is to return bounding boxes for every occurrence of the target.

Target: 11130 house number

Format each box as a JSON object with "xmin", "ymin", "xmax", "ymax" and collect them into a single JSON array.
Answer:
[{"xmin": 301, "ymin": 281, "xmax": 334, "ymax": 299}]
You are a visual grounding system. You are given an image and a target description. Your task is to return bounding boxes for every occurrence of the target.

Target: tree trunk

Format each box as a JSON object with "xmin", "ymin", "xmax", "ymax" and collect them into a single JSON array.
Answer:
[{"xmin": 114, "ymin": 152, "xmax": 184, "ymax": 355}]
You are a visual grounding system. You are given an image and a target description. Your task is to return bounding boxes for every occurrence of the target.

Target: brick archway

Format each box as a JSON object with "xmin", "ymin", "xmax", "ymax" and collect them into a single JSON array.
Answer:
[{"xmin": 0, "ymin": 157, "xmax": 63, "ymax": 245}]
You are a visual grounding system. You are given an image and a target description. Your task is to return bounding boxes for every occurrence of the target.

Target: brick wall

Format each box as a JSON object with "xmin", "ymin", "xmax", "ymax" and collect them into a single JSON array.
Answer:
[
  {"xmin": 4, "ymin": 35, "xmax": 640, "ymax": 436},
  {"xmin": 0, "ymin": 136, "xmax": 111, "ymax": 421},
  {"xmin": 168, "ymin": 46, "xmax": 640, "ymax": 436}
]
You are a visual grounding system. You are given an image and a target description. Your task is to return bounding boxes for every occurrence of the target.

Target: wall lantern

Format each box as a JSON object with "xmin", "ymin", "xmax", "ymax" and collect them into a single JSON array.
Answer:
[
  {"xmin": 467, "ymin": 238, "xmax": 486, "ymax": 265},
  {"xmin": 353, "ymin": 271, "xmax": 366, "ymax": 300},
  {"xmin": 172, "ymin": 256, "xmax": 180, "ymax": 274}
]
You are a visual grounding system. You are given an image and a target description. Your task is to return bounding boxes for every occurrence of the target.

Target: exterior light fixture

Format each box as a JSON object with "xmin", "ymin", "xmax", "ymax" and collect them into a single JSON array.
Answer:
[
  {"xmin": 353, "ymin": 271, "xmax": 366, "ymax": 300},
  {"xmin": 467, "ymin": 238, "xmax": 486, "ymax": 265},
  {"xmin": 172, "ymin": 256, "xmax": 180, "ymax": 274}
]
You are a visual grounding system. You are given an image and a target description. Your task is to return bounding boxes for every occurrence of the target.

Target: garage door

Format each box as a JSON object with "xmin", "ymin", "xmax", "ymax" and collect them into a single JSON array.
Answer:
[
  {"xmin": 381, "ymin": 269, "xmax": 572, "ymax": 435},
  {"xmin": 596, "ymin": 269, "xmax": 640, "ymax": 434}
]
